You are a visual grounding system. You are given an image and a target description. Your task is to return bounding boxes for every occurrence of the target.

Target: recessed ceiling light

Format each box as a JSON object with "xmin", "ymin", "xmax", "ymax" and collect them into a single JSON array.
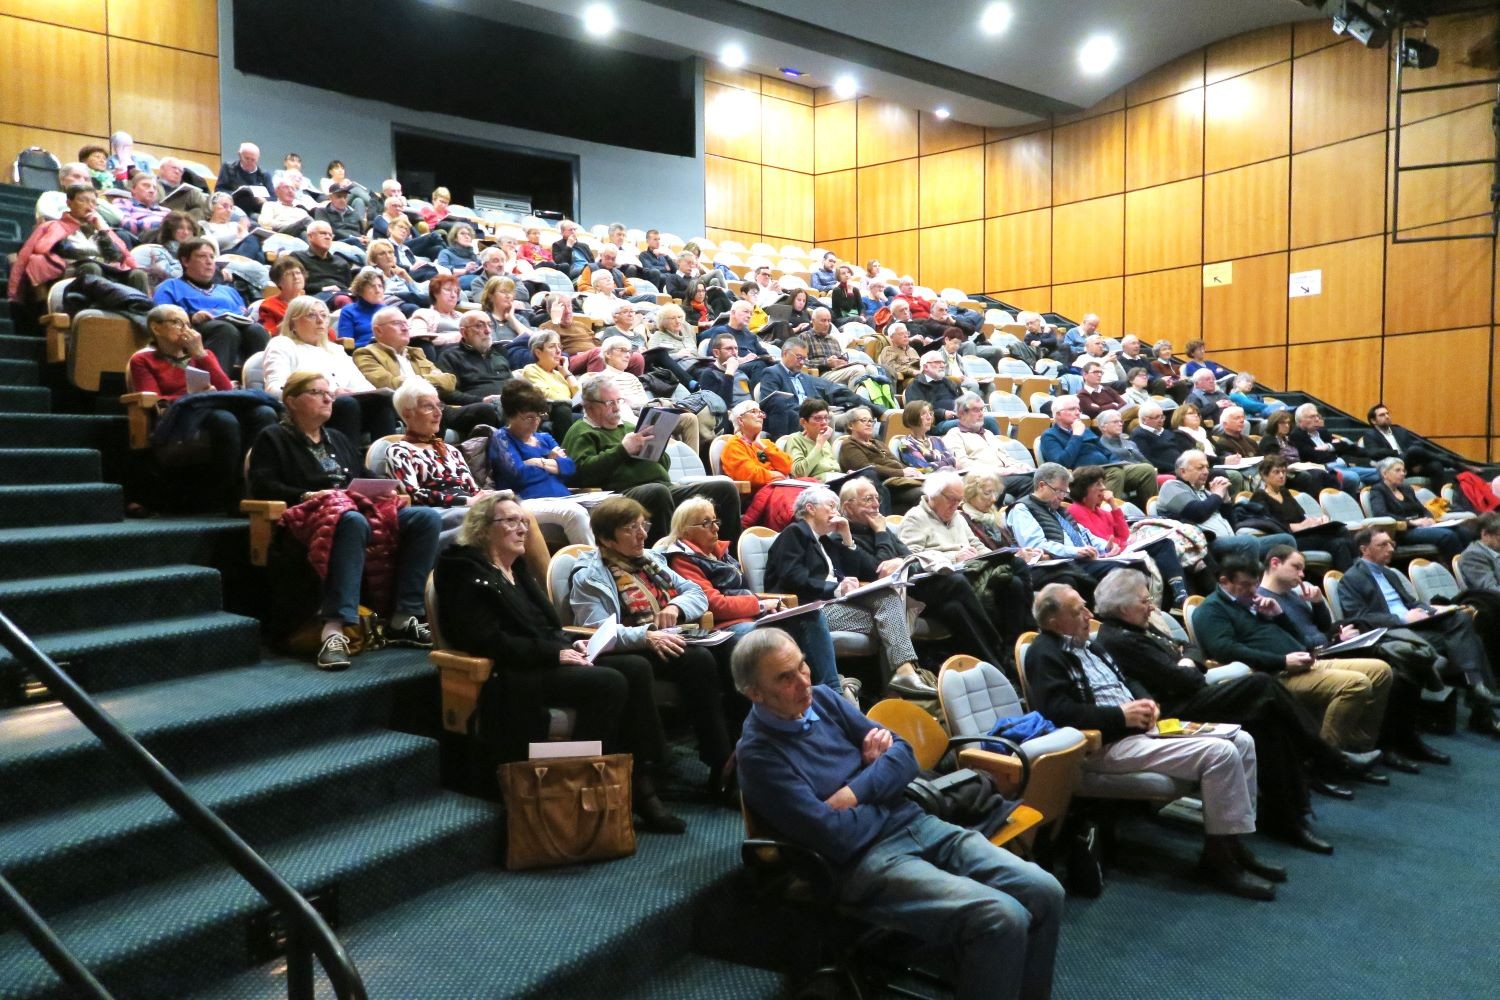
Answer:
[
  {"xmin": 580, "ymin": 2, "xmax": 615, "ymax": 38},
  {"xmin": 720, "ymin": 42, "xmax": 747, "ymax": 69},
  {"xmin": 934, "ymin": 107, "xmax": 951, "ymax": 120},
  {"xmin": 979, "ymin": 2, "xmax": 1013, "ymax": 36},
  {"xmin": 779, "ymin": 66, "xmax": 804, "ymax": 77},
  {"xmin": 833, "ymin": 74, "xmax": 857, "ymax": 99},
  {"xmin": 1078, "ymin": 34, "xmax": 1118, "ymax": 74}
]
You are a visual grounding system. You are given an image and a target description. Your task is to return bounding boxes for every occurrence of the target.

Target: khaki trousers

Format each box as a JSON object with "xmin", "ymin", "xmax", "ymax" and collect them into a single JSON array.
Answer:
[{"xmin": 1279, "ymin": 658, "xmax": 1391, "ymax": 751}]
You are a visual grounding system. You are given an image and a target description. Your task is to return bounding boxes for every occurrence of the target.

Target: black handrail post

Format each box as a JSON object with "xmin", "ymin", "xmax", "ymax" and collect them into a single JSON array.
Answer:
[
  {"xmin": 0, "ymin": 612, "xmax": 366, "ymax": 1000},
  {"xmin": 287, "ymin": 930, "xmax": 314, "ymax": 1000},
  {"xmin": 0, "ymin": 870, "xmax": 112, "ymax": 999}
]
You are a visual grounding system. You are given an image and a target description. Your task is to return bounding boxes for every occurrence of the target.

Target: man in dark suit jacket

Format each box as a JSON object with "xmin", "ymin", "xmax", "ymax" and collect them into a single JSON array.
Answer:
[
  {"xmin": 1289, "ymin": 404, "xmax": 1378, "ymax": 486},
  {"xmin": 757, "ymin": 337, "xmax": 885, "ymax": 440},
  {"xmin": 1129, "ymin": 403, "xmax": 1188, "ymax": 474},
  {"xmin": 1361, "ymin": 404, "xmax": 1458, "ymax": 484},
  {"xmin": 1025, "ymin": 582, "xmax": 1281, "ymax": 899},
  {"xmin": 1340, "ymin": 527, "xmax": 1498, "ymax": 737},
  {"xmin": 216, "ymin": 142, "xmax": 275, "ymax": 214},
  {"xmin": 550, "ymin": 220, "xmax": 595, "ymax": 279}
]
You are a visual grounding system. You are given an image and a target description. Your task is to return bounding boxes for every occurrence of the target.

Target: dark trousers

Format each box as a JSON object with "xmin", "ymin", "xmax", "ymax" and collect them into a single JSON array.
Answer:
[
  {"xmin": 329, "ymin": 393, "xmax": 397, "ymax": 448},
  {"xmin": 442, "ymin": 401, "xmax": 503, "ymax": 439},
  {"xmin": 912, "ymin": 573, "xmax": 1005, "ymax": 670},
  {"xmin": 489, "ymin": 653, "xmax": 667, "ymax": 766},
  {"xmin": 321, "ymin": 506, "xmax": 442, "ymax": 623},
  {"xmin": 200, "ymin": 405, "xmax": 278, "ymax": 512},
  {"xmin": 196, "ymin": 318, "xmax": 270, "ymax": 378},
  {"xmin": 649, "ymin": 645, "xmax": 731, "ymax": 771},
  {"xmin": 544, "ymin": 400, "xmax": 574, "ymax": 439},
  {"xmin": 642, "ymin": 347, "xmax": 696, "ymax": 388},
  {"xmin": 1410, "ymin": 610, "xmax": 1496, "ymax": 688}
]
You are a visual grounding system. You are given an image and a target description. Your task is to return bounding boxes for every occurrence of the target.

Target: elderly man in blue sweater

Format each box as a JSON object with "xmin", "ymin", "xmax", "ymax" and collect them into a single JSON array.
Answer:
[
  {"xmin": 733, "ymin": 628, "xmax": 1064, "ymax": 1000},
  {"xmin": 1037, "ymin": 394, "xmax": 1157, "ymax": 509}
]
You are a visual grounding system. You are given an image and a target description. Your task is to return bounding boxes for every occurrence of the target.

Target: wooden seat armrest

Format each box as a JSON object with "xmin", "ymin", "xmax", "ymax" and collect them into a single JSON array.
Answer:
[
  {"xmin": 563, "ymin": 625, "xmax": 598, "ymax": 636},
  {"xmin": 428, "ymin": 651, "xmax": 494, "ymax": 734},
  {"xmin": 339, "ymin": 338, "xmax": 355, "ymax": 351},
  {"xmin": 429, "ymin": 650, "xmax": 493, "ymax": 681},
  {"xmin": 1080, "ymin": 730, "xmax": 1104, "ymax": 753},
  {"xmin": 957, "ymin": 746, "xmax": 1025, "ymax": 796},
  {"xmin": 735, "ymin": 480, "xmax": 752, "ymax": 495},
  {"xmin": 240, "ymin": 499, "xmax": 287, "ymax": 567},
  {"xmin": 120, "ymin": 392, "xmax": 161, "ymax": 406},
  {"xmin": 120, "ymin": 392, "xmax": 162, "ymax": 449},
  {"xmin": 43, "ymin": 313, "xmax": 69, "ymax": 363},
  {"xmin": 988, "ymin": 804, "xmax": 1044, "ymax": 850},
  {"xmin": 757, "ymin": 593, "xmax": 798, "ymax": 608},
  {"xmin": 568, "ymin": 487, "xmax": 602, "ymax": 494}
]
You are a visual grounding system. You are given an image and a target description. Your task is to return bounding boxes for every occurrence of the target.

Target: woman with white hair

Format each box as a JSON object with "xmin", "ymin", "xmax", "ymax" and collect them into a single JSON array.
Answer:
[
  {"xmin": 263, "ymin": 295, "xmax": 394, "ymax": 443},
  {"xmin": 720, "ymin": 399, "xmax": 793, "ymax": 490},
  {"xmin": 643, "ymin": 303, "xmax": 697, "ymax": 389},
  {"xmin": 765, "ymin": 486, "xmax": 930, "ymax": 697}
]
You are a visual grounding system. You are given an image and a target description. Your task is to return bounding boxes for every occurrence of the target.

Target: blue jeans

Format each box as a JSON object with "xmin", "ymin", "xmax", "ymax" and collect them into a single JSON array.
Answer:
[
  {"xmin": 1209, "ymin": 531, "xmax": 1297, "ymax": 561},
  {"xmin": 322, "ymin": 506, "xmax": 442, "ymax": 623},
  {"xmin": 725, "ymin": 610, "xmax": 839, "ymax": 688},
  {"xmin": 841, "ymin": 813, "xmax": 1064, "ymax": 1000},
  {"xmin": 1399, "ymin": 524, "xmax": 1465, "ymax": 559},
  {"xmin": 1331, "ymin": 460, "xmax": 1380, "ymax": 486}
]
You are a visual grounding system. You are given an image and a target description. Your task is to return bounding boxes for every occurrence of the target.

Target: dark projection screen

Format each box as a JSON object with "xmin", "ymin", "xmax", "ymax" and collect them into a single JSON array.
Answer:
[{"xmin": 232, "ymin": 0, "xmax": 696, "ymax": 157}]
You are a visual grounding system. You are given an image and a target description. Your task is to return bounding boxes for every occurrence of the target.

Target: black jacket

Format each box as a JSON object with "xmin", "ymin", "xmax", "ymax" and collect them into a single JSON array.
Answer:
[
  {"xmin": 765, "ymin": 520, "xmax": 863, "ymax": 603},
  {"xmin": 1365, "ymin": 481, "xmax": 1427, "ymax": 521},
  {"xmin": 1024, "ymin": 629, "xmax": 1149, "ymax": 744},
  {"xmin": 1360, "ymin": 425, "xmax": 1420, "ymax": 462},
  {"xmin": 432, "ymin": 544, "xmax": 571, "ymax": 668},
  {"xmin": 292, "ymin": 249, "xmax": 353, "ymax": 292},
  {"xmin": 638, "ymin": 247, "xmax": 675, "ymax": 274},
  {"xmin": 215, "ymin": 161, "xmax": 274, "ymax": 197},
  {"xmin": 904, "ymin": 375, "xmax": 962, "ymax": 420},
  {"xmin": 1095, "ymin": 618, "xmax": 1208, "ymax": 712},
  {"xmin": 551, "ymin": 238, "xmax": 594, "ymax": 270},
  {"xmin": 1338, "ymin": 560, "xmax": 1432, "ymax": 627},
  {"xmin": 247, "ymin": 421, "xmax": 363, "ymax": 506},
  {"xmin": 1130, "ymin": 426, "xmax": 1192, "ymax": 475},
  {"xmin": 437, "ymin": 341, "xmax": 512, "ymax": 404}
]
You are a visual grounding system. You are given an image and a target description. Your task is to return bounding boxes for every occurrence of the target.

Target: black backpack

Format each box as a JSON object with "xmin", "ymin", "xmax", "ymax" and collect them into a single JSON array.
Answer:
[{"xmin": 13, "ymin": 146, "xmax": 60, "ymax": 190}]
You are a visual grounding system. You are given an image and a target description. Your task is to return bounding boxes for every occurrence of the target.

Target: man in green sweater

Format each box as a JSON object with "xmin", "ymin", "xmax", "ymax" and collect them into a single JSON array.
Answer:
[{"xmin": 563, "ymin": 375, "xmax": 742, "ymax": 543}]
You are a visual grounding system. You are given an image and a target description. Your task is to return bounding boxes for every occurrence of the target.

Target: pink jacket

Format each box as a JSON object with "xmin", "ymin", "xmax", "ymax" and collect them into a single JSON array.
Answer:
[{"xmin": 280, "ymin": 490, "xmax": 402, "ymax": 614}]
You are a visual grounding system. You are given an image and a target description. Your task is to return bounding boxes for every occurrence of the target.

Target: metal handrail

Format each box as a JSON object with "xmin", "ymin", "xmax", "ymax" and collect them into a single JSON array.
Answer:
[
  {"xmin": 0, "ymin": 612, "xmax": 366, "ymax": 1000},
  {"xmin": 0, "ymin": 870, "xmax": 110, "ymax": 999}
]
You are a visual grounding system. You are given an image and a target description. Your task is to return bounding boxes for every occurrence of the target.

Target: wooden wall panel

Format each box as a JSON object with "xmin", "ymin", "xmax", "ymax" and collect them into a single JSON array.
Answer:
[
  {"xmin": 761, "ymin": 76, "xmax": 813, "ymax": 105},
  {"xmin": 985, "ymin": 133, "xmax": 1051, "ymax": 217},
  {"xmin": 1203, "ymin": 62, "xmax": 1290, "ymax": 174},
  {"xmin": 1287, "ymin": 236, "xmax": 1385, "ymax": 344},
  {"xmin": 1291, "ymin": 40, "xmax": 1388, "ymax": 153},
  {"xmin": 704, "ymin": 155, "xmax": 760, "ymax": 234},
  {"xmin": 1395, "ymin": 12, "xmax": 1499, "ymax": 124},
  {"xmin": 1124, "ymin": 267, "xmax": 1202, "ymax": 345},
  {"xmin": 107, "ymin": 0, "xmax": 216, "ymax": 55},
  {"xmin": 918, "ymin": 112, "xmax": 984, "ymax": 156},
  {"xmin": 814, "ymin": 100, "xmax": 856, "ymax": 174},
  {"xmin": 1051, "ymin": 195, "xmax": 1124, "ymax": 284},
  {"xmin": 856, "ymin": 98, "xmax": 918, "ymax": 166},
  {"xmin": 993, "ymin": 287, "xmax": 1051, "ymax": 312},
  {"xmin": 1052, "ymin": 279, "xmax": 1123, "ymax": 339},
  {"xmin": 1202, "ymin": 252, "xmax": 1289, "ymax": 349},
  {"xmin": 1385, "ymin": 237, "xmax": 1492, "ymax": 334},
  {"xmin": 0, "ymin": 123, "xmax": 105, "ymax": 168},
  {"xmin": 1127, "ymin": 52, "xmax": 1204, "ymax": 106},
  {"xmin": 1051, "ymin": 112, "xmax": 1124, "ymax": 205},
  {"xmin": 1125, "ymin": 89, "xmax": 1203, "ymax": 190},
  {"xmin": 1206, "ymin": 23, "xmax": 1291, "ymax": 85},
  {"xmin": 1288, "ymin": 339, "xmax": 1382, "ymax": 414},
  {"xmin": 705, "ymin": 227, "xmax": 760, "ymax": 247},
  {"xmin": 704, "ymin": 82, "xmax": 761, "ymax": 162},
  {"xmin": 759, "ymin": 98, "xmax": 814, "ymax": 173},
  {"xmin": 919, "ymin": 146, "xmax": 983, "ymax": 228},
  {"xmin": 109, "ymin": 39, "xmax": 219, "ymax": 153},
  {"xmin": 984, "ymin": 210, "xmax": 1051, "ymax": 293},
  {"xmin": 1203, "ymin": 158, "xmax": 1289, "ymax": 262},
  {"xmin": 1394, "ymin": 164, "xmax": 1492, "ymax": 236},
  {"xmin": 813, "ymin": 170, "xmax": 857, "ymax": 242},
  {"xmin": 1125, "ymin": 178, "xmax": 1202, "ymax": 274},
  {"xmin": 919, "ymin": 221, "xmax": 984, "ymax": 295},
  {"xmin": 1290, "ymin": 133, "xmax": 1385, "ymax": 248},
  {"xmin": 1397, "ymin": 103, "xmax": 1493, "ymax": 166},
  {"xmin": 704, "ymin": 65, "xmax": 758, "ymax": 90},
  {"xmin": 1383, "ymin": 329, "xmax": 1491, "ymax": 437},
  {"xmin": 761, "ymin": 167, "xmax": 813, "ymax": 244},
  {"xmin": 819, "ymin": 238, "xmax": 857, "ymax": 263},
  {"xmin": 1214, "ymin": 346, "xmax": 1286, "ymax": 389},
  {"xmin": 0, "ymin": 0, "xmax": 103, "ymax": 32},
  {"xmin": 858, "ymin": 232, "xmax": 919, "ymax": 281},
  {"xmin": 1294, "ymin": 20, "xmax": 1344, "ymax": 58},
  {"xmin": 0, "ymin": 17, "xmax": 109, "ymax": 135},
  {"xmin": 857, "ymin": 160, "xmax": 919, "ymax": 236}
]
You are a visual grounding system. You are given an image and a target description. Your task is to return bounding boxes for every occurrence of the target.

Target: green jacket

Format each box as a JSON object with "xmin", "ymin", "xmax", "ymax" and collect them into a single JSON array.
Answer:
[
  {"xmin": 1191, "ymin": 587, "xmax": 1308, "ymax": 674},
  {"xmin": 561, "ymin": 419, "xmax": 671, "ymax": 491}
]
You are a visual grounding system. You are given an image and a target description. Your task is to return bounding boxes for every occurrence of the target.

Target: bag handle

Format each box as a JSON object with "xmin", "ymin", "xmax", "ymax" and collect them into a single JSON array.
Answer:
[{"xmin": 529, "ymin": 760, "xmax": 611, "ymax": 862}]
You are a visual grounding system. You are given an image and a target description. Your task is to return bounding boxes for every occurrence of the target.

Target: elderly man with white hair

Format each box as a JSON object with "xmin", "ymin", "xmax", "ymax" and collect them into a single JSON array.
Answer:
[
  {"xmin": 942, "ymin": 392, "xmax": 1034, "ymax": 500},
  {"xmin": 216, "ymin": 142, "xmax": 274, "ymax": 213},
  {"xmin": 1037, "ymin": 394, "xmax": 1157, "ymax": 508},
  {"xmin": 353, "ymin": 305, "xmax": 499, "ymax": 437},
  {"xmin": 1289, "ymin": 403, "xmax": 1380, "ymax": 486},
  {"xmin": 1157, "ymin": 450, "xmax": 1296, "ymax": 560},
  {"xmin": 35, "ymin": 162, "xmax": 123, "ymax": 225},
  {"xmin": 1024, "ymin": 582, "xmax": 1280, "ymax": 900},
  {"xmin": 1059, "ymin": 312, "xmax": 1099, "ymax": 362},
  {"xmin": 805, "ymin": 307, "xmax": 879, "ymax": 387},
  {"xmin": 1184, "ymin": 368, "xmax": 1233, "ymax": 415},
  {"xmin": 1006, "ymin": 463, "xmax": 1155, "ymax": 599},
  {"xmin": 1073, "ymin": 335, "xmax": 1126, "ymax": 386}
]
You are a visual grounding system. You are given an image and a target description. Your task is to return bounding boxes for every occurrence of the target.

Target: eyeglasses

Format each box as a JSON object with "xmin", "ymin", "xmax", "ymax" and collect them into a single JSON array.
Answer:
[
  {"xmin": 156, "ymin": 318, "xmax": 189, "ymax": 329},
  {"xmin": 846, "ymin": 494, "xmax": 880, "ymax": 506},
  {"xmin": 850, "ymin": 417, "xmax": 874, "ymax": 425},
  {"xmin": 297, "ymin": 390, "xmax": 335, "ymax": 400},
  {"xmin": 622, "ymin": 520, "xmax": 651, "ymax": 536},
  {"xmin": 692, "ymin": 518, "xmax": 722, "ymax": 529},
  {"xmin": 412, "ymin": 401, "xmax": 444, "ymax": 414},
  {"xmin": 491, "ymin": 516, "xmax": 528, "ymax": 530}
]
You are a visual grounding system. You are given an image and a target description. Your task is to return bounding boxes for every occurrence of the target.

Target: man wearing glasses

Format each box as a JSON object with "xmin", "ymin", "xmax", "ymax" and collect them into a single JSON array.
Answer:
[
  {"xmin": 1037, "ymin": 395, "xmax": 1157, "ymax": 509},
  {"xmin": 757, "ymin": 337, "xmax": 888, "ymax": 440},
  {"xmin": 562, "ymin": 375, "xmax": 741, "ymax": 543}
]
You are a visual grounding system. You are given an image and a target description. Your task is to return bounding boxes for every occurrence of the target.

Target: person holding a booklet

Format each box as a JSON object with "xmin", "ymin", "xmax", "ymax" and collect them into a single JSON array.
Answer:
[
  {"xmin": 433, "ymin": 491, "xmax": 686, "ymax": 833},
  {"xmin": 1157, "ymin": 451, "xmax": 1294, "ymax": 561},
  {"xmin": 568, "ymin": 498, "xmax": 735, "ymax": 802},
  {"xmin": 766, "ymin": 487, "xmax": 932, "ymax": 697},
  {"xmin": 151, "ymin": 237, "xmax": 270, "ymax": 378},
  {"xmin": 1038, "ymin": 396, "xmax": 1158, "ymax": 509},
  {"xmin": 1250, "ymin": 456, "xmax": 1355, "ymax": 570},
  {"xmin": 261, "ymin": 295, "xmax": 395, "ymax": 445},
  {"xmin": 1025, "ymin": 584, "xmax": 1282, "ymax": 900}
]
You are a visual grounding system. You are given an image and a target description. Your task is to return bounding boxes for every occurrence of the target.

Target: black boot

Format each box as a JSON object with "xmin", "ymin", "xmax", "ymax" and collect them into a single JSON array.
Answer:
[
  {"xmin": 634, "ymin": 768, "xmax": 686, "ymax": 834},
  {"xmin": 1198, "ymin": 835, "xmax": 1276, "ymax": 901},
  {"xmin": 1230, "ymin": 837, "xmax": 1289, "ymax": 883}
]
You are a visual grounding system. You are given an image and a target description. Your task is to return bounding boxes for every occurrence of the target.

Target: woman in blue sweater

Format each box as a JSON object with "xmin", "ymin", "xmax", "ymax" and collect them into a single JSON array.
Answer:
[
  {"xmin": 335, "ymin": 267, "xmax": 386, "ymax": 347},
  {"xmin": 485, "ymin": 381, "xmax": 591, "ymax": 545}
]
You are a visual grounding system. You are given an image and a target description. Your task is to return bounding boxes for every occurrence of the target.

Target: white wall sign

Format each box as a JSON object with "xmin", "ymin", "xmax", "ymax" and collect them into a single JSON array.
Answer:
[{"xmin": 1289, "ymin": 269, "xmax": 1322, "ymax": 298}]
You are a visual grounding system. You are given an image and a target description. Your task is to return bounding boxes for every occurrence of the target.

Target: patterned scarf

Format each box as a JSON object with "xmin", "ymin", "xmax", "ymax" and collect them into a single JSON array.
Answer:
[
  {"xmin": 403, "ymin": 429, "xmax": 447, "ymax": 458},
  {"xmin": 601, "ymin": 547, "xmax": 680, "ymax": 626}
]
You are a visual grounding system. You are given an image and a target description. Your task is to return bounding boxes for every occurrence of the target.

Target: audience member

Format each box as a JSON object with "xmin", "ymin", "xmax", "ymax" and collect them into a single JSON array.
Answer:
[
  {"xmin": 152, "ymin": 238, "xmax": 269, "ymax": 376},
  {"xmin": 293, "ymin": 220, "xmax": 355, "ymax": 307},
  {"xmin": 1251, "ymin": 456, "xmax": 1355, "ymax": 570},
  {"xmin": 894, "ymin": 399, "xmax": 957, "ymax": 473},
  {"xmin": 1366, "ymin": 458, "xmax": 1465, "ymax": 559},
  {"xmin": 904, "ymin": 352, "xmax": 966, "ymax": 432},
  {"xmin": 336, "ymin": 267, "xmax": 388, "ymax": 348},
  {"xmin": 1039, "ymin": 395, "xmax": 1157, "ymax": 508},
  {"xmin": 1181, "ymin": 339, "xmax": 1230, "ymax": 382},
  {"xmin": 1183, "ymin": 369, "xmax": 1232, "ymax": 416},
  {"xmin": 1290, "ymin": 404, "xmax": 1378, "ymax": 487},
  {"xmin": 838, "ymin": 406, "xmax": 922, "ymax": 513},
  {"xmin": 262, "ymin": 295, "xmax": 392, "ymax": 444},
  {"xmin": 438, "ymin": 311, "xmax": 511, "ymax": 410},
  {"xmin": 551, "ymin": 220, "xmax": 595, "ymax": 278},
  {"xmin": 781, "ymin": 399, "xmax": 843, "ymax": 483},
  {"xmin": 1158, "ymin": 451, "xmax": 1294, "ymax": 560},
  {"xmin": 1076, "ymin": 361, "xmax": 1128, "ymax": 418},
  {"xmin": 519, "ymin": 329, "xmax": 579, "ymax": 436},
  {"xmin": 9, "ymin": 185, "xmax": 148, "ymax": 298},
  {"xmin": 1361, "ymin": 404, "xmax": 1461, "ymax": 485},
  {"xmin": 1066, "ymin": 466, "xmax": 1191, "ymax": 607},
  {"xmin": 353, "ymin": 306, "xmax": 497, "ymax": 437},
  {"xmin": 943, "ymin": 393, "xmax": 1032, "ymax": 498}
]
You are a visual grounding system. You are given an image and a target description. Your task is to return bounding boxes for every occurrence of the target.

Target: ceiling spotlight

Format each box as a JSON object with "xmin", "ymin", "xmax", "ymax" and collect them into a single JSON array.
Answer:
[
  {"xmin": 979, "ymin": 2, "xmax": 1013, "ymax": 37},
  {"xmin": 720, "ymin": 42, "xmax": 747, "ymax": 69},
  {"xmin": 833, "ymin": 74, "xmax": 857, "ymax": 99},
  {"xmin": 1078, "ymin": 34, "xmax": 1118, "ymax": 74},
  {"xmin": 934, "ymin": 107, "xmax": 951, "ymax": 120},
  {"xmin": 780, "ymin": 66, "xmax": 804, "ymax": 78},
  {"xmin": 580, "ymin": 2, "xmax": 615, "ymax": 38}
]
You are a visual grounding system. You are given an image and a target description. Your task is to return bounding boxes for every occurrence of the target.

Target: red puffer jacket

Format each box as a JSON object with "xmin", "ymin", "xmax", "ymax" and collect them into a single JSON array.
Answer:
[{"xmin": 280, "ymin": 490, "xmax": 402, "ymax": 614}]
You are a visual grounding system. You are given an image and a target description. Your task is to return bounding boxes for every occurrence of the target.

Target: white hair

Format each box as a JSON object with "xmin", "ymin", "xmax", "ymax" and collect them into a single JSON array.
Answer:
[
  {"xmin": 600, "ymin": 334, "xmax": 632, "ymax": 353},
  {"xmin": 793, "ymin": 486, "xmax": 839, "ymax": 520},
  {"xmin": 1052, "ymin": 394, "xmax": 1079, "ymax": 411},
  {"xmin": 1138, "ymin": 401, "xmax": 1163, "ymax": 419},
  {"xmin": 392, "ymin": 377, "xmax": 439, "ymax": 417},
  {"xmin": 921, "ymin": 470, "xmax": 963, "ymax": 500},
  {"xmin": 1174, "ymin": 448, "xmax": 1208, "ymax": 474},
  {"xmin": 731, "ymin": 398, "xmax": 761, "ymax": 424},
  {"xmin": 919, "ymin": 350, "xmax": 945, "ymax": 366}
]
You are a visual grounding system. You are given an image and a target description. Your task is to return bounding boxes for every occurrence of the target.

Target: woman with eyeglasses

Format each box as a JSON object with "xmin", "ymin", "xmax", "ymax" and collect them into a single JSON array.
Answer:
[
  {"xmin": 720, "ymin": 399, "xmax": 793, "ymax": 490},
  {"xmin": 567, "ymin": 497, "xmax": 733, "ymax": 808},
  {"xmin": 247, "ymin": 371, "xmax": 441, "ymax": 670},
  {"xmin": 434, "ymin": 491, "xmax": 683, "ymax": 832},
  {"xmin": 659, "ymin": 497, "xmax": 840, "ymax": 689},
  {"xmin": 837, "ymin": 405, "xmax": 923, "ymax": 514},
  {"xmin": 485, "ymin": 380, "xmax": 592, "ymax": 544},
  {"xmin": 263, "ymin": 295, "xmax": 395, "ymax": 445}
]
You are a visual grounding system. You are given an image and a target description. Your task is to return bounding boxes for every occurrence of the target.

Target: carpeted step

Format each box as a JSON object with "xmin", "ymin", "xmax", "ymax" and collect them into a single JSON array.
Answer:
[
  {"xmin": 613, "ymin": 956, "xmax": 786, "ymax": 999},
  {"xmin": 0, "ymin": 335, "xmax": 43, "ymax": 361},
  {"xmin": 195, "ymin": 802, "xmax": 746, "ymax": 1000},
  {"xmin": 0, "ymin": 730, "xmax": 441, "ymax": 919},
  {"xmin": 0, "ymin": 565, "xmax": 222, "ymax": 636},
  {"xmin": 0, "ymin": 413, "xmax": 126, "ymax": 451},
  {"xmin": 0, "ymin": 358, "xmax": 40, "ymax": 386},
  {"xmin": 0, "ymin": 611, "xmax": 262, "ymax": 695},
  {"xmin": 0, "ymin": 385, "xmax": 49, "ymax": 412},
  {"xmin": 0, "ymin": 651, "xmax": 435, "ymax": 820},
  {"xmin": 0, "ymin": 793, "xmax": 497, "ymax": 1000},
  {"xmin": 0, "ymin": 482, "xmax": 122, "ymax": 528},
  {"xmin": 0, "ymin": 517, "xmax": 245, "ymax": 580},
  {"xmin": 0, "ymin": 449, "xmax": 98, "ymax": 485}
]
